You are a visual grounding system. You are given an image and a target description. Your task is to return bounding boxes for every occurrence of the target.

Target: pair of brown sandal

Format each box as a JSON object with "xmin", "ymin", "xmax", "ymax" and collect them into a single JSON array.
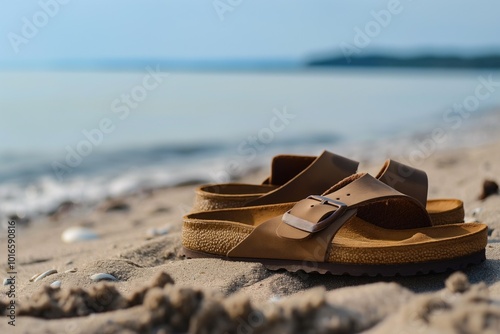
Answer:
[{"xmin": 182, "ymin": 151, "xmax": 487, "ymax": 276}]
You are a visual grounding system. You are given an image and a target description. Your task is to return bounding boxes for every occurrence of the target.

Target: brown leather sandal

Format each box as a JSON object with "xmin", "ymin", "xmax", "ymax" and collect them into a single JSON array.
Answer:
[
  {"xmin": 183, "ymin": 174, "xmax": 487, "ymax": 276},
  {"xmin": 193, "ymin": 151, "xmax": 359, "ymax": 211},
  {"xmin": 192, "ymin": 152, "xmax": 463, "ymax": 226}
]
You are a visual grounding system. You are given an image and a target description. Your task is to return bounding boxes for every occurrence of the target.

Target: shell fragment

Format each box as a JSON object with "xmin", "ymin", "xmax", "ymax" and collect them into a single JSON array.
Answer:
[
  {"xmin": 61, "ymin": 227, "xmax": 99, "ymax": 243},
  {"xmin": 34, "ymin": 269, "xmax": 58, "ymax": 282},
  {"xmin": 50, "ymin": 281, "xmax": 61, "ymax": 288},
  {"xmin": 90, "ymin": 273, "xmax": 118, "ymax": 282}
]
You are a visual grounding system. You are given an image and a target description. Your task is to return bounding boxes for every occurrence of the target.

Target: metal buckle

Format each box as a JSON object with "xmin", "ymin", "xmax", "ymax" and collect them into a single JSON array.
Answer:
[{"xmin": 282, "ymin": 195, "xmax": 347, "ymax": 233}]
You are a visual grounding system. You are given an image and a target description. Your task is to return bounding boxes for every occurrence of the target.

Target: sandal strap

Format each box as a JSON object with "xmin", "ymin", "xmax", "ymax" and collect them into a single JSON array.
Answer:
[
  {"xmin": 228, "ymin": 174, "xmax": 431, "ymax": 262},
  {"xmin": 262, "ymin": 154, "xmax": 317, "ymax": 185},
  {"xmin": 376, "ymin": 160, "xmax": 428, "ymax": 206},
  {"xmin": 246, "ymin": 151, "xmax": 359, "ymax": 206}
]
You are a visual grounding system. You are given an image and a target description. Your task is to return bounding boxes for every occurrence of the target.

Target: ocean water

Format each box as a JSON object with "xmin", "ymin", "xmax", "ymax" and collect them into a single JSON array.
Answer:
[{"xmin": 1, "ymin": 68, "xmax": 499, "ymax": 219}]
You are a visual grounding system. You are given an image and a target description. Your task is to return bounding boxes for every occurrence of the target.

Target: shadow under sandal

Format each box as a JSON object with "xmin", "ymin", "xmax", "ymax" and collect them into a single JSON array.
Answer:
[
  {"xmin": 193, "ymin": 152, "xmax": 464, "ymax": 225},
  {"xmin": 183, "ymin": 173, "xmax": 487, "ymax": 276}
]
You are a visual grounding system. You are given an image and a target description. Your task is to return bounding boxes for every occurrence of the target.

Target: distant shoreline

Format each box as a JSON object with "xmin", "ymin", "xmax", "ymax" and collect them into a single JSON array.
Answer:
[
  {"xmin": 2, "ymin": 54, "xmax": 500, "ymax": 71},
  {"xmin": 307, "ymin": 54, "xmax": 500, "ymax": 69}
]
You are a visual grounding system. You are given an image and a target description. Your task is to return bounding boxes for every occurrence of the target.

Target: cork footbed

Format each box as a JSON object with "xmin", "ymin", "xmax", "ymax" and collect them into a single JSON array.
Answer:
[
  {"xmin": 425, "ymin": 199, "xmax": 464, "ymax": 225},
  {"xmin": 192, "ymin": 184, "xmax": 277, "ymax": 211},
  {"xmin": 193, "ymin": 185, "xmax": 464, "ymax": 225},
  {"xmin": 182, "ymin": 204, "xmax": 487, "ymax": 267}
]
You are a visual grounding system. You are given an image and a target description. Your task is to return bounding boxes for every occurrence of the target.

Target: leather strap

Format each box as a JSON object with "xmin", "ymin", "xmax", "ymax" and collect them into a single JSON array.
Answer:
[
  {"xmin": 376, "ymin": 160, "xmax": 428, "ymax": 206},
  {"xmin": 263, "ymin": 155, "xmax": 316, "ymax": 186},
  {"xmin": 246, "ymin": 151, "xmax": 359, "ymax": 206},
  {"xmin": 228, "ymin": 174, "xmax": 431, "ymax": 262}
]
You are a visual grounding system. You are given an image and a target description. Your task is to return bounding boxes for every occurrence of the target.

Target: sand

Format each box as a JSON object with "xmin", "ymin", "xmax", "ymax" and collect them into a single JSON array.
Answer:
[{"xmin": 1, "ymin": 138, "xmax": 500, "ymax": 333}]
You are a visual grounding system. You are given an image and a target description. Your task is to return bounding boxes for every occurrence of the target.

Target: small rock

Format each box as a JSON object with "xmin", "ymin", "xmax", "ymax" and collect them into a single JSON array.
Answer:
[
  {"xmin": 7, "ymin": 214, "xmax": 30, "ymax": 226},
  {"xmin": 269, "ymin": 295, "xmax": 281, "ymax": 303},
  {"xmin": 464, "ymin": 216, "xmax": 479, "ymax": 223},
  {"xmin": 152, "ymin": 207, "xmax": 171, "ymax": 214},
  {"xmin": 146, "ymin": 226, "xmax": 171, "ymax": 237},
  {"xmin": 3, "ymin": 278, "xmax": 14, "ymax": 286},
  {"xmin": 61, "ymin": 226, "xmax": 99, "ymax": 243},
  {"xmin": 471, "ymin": 208, "xmax": 482, "ymax": 217},
  {"xmin": 48, "ymin": 200, "xmax": 75, "ymax": 219},
  {"xmin": 64, "ymin": 268, "xmax": 77, "ymax": 274},
  {"xmin": 479, "ymin": 180, "xmax": 499, "ymax": 200},
  {"xmin": 79, "ymin": 221, "xmax": 95, "ymax": 228},
  {"xmin": 101, "ymin": 200, "xmax": 130, "ymax": 213},
  {"xmin": 445, "ymin": 272, "xmax": 470, "ymax": 293}
]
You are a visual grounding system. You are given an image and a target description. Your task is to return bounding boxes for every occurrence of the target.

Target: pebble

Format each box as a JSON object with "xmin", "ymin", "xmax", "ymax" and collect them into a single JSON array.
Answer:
[
  {"xmin": 479, "ymin": 180, "xmax": 499, "ymax": 200},
  {"xmin": 471, "ymin": 208, "xmax": 482, "ymax": 217},
  {"xmin": 48, "ymin": 200, "xmax": 75, "ymax": 218},
  {"xmin": 445, "ymin": 272, "xmax": 470, "ymax": 293},
  {"xmin": 3, "ymin": 278, "xmax": 13, "ymax": 286},
  {"xmin": 8, "ymin": 213, "xmax": 30, "ymax": 226},
  {"xmin": 269, "ymin": 295, "xmax": 281, "ymax": 303},
  {"xmin": 146, "ymin": 226, "xmax": 171, "ymax": 237},
  {"xmin": 152, "ymin": 207, "xmax": 171, "ymax": 214},
  {"xmin": 50, "ymin": 281, "xmax": 61, "ymax": 288},
  {"xmin": 61, "ymin": 227, "xmax": 99, "ymax": 243},
  {"xmin": 102, "ymin": 200, "xmax": 130, "ymax": 213},
  {"xmin": 90, "ymin": 273, "xmax": 118, "ymax": 282},
  {"xmin": 64, "ymin": 268, "xmax": 78, "ymax": 273}
]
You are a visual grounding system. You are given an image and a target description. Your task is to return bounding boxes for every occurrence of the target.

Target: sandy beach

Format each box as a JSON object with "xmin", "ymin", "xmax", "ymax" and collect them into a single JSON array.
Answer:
[
  {"xmin": 1, "ymin": 131, "xmax": 500, "ymax": 333},
  {"xmin": 2, "ymin": 1, "xmax": 500, "ymax": 332}
]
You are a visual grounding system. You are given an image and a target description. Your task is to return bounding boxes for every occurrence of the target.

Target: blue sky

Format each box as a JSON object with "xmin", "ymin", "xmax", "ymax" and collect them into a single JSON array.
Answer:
[{"xmin": 1, "ymin": 0, "xmax": 500, "ymax": 67}]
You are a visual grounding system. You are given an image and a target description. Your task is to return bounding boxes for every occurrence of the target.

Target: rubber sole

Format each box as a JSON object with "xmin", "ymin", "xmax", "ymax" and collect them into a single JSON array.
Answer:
[{"xmin": 181, "ymin": 247, "xmax": 486, "ymax": 277}]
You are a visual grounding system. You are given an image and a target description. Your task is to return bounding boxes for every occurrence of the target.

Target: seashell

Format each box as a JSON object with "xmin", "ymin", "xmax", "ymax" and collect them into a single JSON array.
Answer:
[
  {"xmin": 64, "ymin": 268, "xmax": 77, "ymax": 273},
  {"xmin": 90, "ymin": 273, "xmax": 117, "ymax": 282},
  {"xmin": 29, "ymin": 273, "xmax": 41, "ymax": 282},
  {"xmin": 34, "ymin": 269, "xmax": 57, "ymax": 282},
  {"xmin": 50, "ymin": 281, "xmax": 61, "ymax": 288},
  {"xmin": 61, "ymin": 227, "xmax": 99, "ymax": 243}
]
